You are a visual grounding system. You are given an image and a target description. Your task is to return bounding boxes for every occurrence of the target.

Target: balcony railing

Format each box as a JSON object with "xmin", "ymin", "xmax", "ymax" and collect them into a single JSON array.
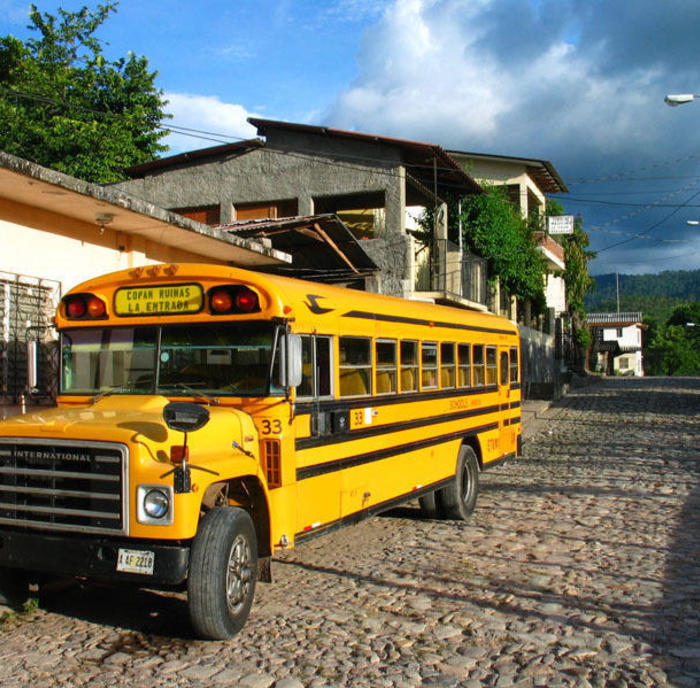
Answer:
[{"xmin": 422, "ymin": 240, "xmax": 487, "ymax": 306}]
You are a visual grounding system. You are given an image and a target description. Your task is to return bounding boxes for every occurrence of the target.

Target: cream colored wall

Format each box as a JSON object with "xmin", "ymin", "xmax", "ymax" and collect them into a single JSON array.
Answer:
[
  {"xmin": 1, "ymin": 200, "xmax": 222, "ymax": 294},
  {"xmin": 1, "ymin": 218, "xmax": 157, "ymax": 293},
  {"xmin": 458, "ymin": 158, "xmax": 547, "ymax": 218}
]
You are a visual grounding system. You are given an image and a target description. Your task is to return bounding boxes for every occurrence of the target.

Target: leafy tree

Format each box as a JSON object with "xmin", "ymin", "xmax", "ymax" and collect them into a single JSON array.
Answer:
[
  {"xmin": 547, "ymin": 201, "xmax": 595, "ymax": 371},
  {"xmin": 644, "ymin": 324, "xmax": 700, "ymax": 376},
  {"xmin": 460, "ymin": 185, "xmax": 546, "ymax": 308},
  {"xmin": 644, "ymin": 303, "xmax": 700, "ymax": 376},
  {"xmin": 0, "ymin": 2, "xmax": 169, "ymax": 183}
]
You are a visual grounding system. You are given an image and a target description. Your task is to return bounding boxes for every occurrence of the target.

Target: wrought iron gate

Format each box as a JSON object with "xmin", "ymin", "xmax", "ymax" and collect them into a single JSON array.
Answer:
[{"xmin": 0, "ymin": 272, "xmax": 61, "ymax": 404}]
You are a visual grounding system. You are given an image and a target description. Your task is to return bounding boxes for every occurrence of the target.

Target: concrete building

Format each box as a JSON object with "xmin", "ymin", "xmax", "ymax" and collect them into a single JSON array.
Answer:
[
  {"xmin": 586, "ymin": 312, "xmax": 644, "ymax": 376},
  {"xmin": 0, "ymin": 151, "xmax": 289, "ymax": 407},
  {"xmin": 448, "ymin": 150, "xmax": 569, "ymax": 320},
  {"xmin": 117, "ymin": 119, "xmax": 487, "ymax": 310}
]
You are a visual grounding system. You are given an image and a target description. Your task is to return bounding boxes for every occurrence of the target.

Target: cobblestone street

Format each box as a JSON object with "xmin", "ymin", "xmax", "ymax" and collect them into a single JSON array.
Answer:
[{"xmin": 1, "ymin": 377, "xmax": 698, "ymax": 688}]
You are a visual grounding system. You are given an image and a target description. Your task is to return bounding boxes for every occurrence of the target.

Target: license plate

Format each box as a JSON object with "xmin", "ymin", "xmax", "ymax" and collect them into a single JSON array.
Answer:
[{"xmin": 117, "ymin": 548, "xmax": 155, "ymax": 575}]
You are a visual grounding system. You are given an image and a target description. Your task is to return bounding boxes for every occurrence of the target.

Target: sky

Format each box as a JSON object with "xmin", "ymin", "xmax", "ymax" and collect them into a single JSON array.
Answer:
[{"xmin": 3, "ymin": 0, "xmax": 700, "ymax": 277}]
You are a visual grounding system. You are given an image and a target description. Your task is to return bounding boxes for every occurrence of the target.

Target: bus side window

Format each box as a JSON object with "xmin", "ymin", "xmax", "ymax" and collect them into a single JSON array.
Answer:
[
  {"xmin": 400, "ymin": 340, "xmax": 418, "ymax": 392},
  {"xmin": 339, "ymin": 337, "xmax": 372, "ymax": 397},
  {"xmin": 440, "ymin": 342, "xmax": 455, "ymax": 388},
  {"xmin": 510, "ymin": 347, "xmax": 519, "ymax": 383},
  {"xmin": 486, "ymin": 346, "xmax": 497, "ymax": 385},
  {"xmin": 458, "ymin": 343, "xmax": 471, "ymax": 388},
  {"xmin": 376, "ymin": 340, "xmax": 397, "ymax": 395},
  {"xmin": 421, "ymin": 342, "xmax": 438, "ymax": 390},
  {"xmin": 473, "ymin": 345, "xmax": 485, "ymax": 386},
  {"xmin": 500, "ymin": 351, "xmax": 509, "ymax": 386}
]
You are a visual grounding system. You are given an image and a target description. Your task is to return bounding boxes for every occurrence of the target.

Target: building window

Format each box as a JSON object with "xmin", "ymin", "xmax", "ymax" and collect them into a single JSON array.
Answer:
[
  {"xmin": 172, "ymin": 205, "xmax": 221, "ymax": 225},
  {"xmin": 234, "ymin": 199, "xmax": 298, "ymax": 221},
  {"xmin": 314, "ymin": 191, "xmax": 386, "ymax": 239}
]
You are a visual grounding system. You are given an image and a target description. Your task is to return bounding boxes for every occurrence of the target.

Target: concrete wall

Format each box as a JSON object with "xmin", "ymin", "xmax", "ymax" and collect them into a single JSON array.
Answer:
[
  {"xmin": 117, "ymin": 138, "xmax": 408, "ymax": 237},
  {"xmin": 519, "ymin": 324, "xmax": 567, "ymax": 400}
]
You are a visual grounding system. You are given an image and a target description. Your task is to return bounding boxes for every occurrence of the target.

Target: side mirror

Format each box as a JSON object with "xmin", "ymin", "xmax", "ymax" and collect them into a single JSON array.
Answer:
[
  {"xmin": 277, "ymin": 334, "xmax": 303, "ymax": 389},
  {"xmin": 163, "ymin": 402, "xmax": 210, "ymax": 433}
]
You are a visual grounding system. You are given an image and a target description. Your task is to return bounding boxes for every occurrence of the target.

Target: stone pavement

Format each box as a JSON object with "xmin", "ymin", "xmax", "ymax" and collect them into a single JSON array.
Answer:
[{"xmin": 0, "ymin": 376, "xmax": 698, "ymax": 687}]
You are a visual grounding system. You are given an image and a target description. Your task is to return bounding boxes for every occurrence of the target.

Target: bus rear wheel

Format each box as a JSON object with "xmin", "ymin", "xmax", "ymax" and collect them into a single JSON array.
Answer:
[
  {"xmin": 188, "ymin": 507, "xmax": 257, "ymax": 640},
  {"xmin": 438, "ymin": 445, "xmax": 479, "ymax": 521}
]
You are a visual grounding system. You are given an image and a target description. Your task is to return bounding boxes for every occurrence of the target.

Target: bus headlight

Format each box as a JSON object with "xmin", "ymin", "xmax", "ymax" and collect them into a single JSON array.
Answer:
[
  {"xmin": 144, "ymin": 489, "xmax": 169, "ymax": 518},
  {"xmin": 137, "ymin": 485, "xmax": 174, "ymax": 525}
]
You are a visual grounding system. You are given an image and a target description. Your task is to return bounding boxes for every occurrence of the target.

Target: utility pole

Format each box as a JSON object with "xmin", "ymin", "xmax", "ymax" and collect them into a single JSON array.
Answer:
[{"xmin": 616, "ymin": 273, "xmax": 620, "ymax": 314}]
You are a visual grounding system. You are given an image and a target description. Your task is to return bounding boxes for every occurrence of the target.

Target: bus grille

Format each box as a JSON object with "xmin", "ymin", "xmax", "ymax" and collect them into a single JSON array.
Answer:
[{"xmin": 0, "ymin": 439, "xmax": 127, "ymax": 534}]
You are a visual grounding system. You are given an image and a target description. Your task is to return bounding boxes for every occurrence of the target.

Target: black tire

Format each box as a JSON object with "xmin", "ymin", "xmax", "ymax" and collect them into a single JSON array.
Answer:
[
  {"xmin": 438, "ymin": 445, "xmax": 479, "ymax": 520},
  {"xmin": 418, "ymin": 491, "xmax": 441, "ymax": 519},
  {"xmin": 188, "ymin": 507, "xmax": 257, "ymax": 640}
]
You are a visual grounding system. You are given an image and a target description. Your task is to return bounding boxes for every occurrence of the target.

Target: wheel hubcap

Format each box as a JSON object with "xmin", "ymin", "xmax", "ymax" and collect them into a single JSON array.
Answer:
[{"xmin": 226, "ymin": 534, "xmax": 252, "ymax": 615}]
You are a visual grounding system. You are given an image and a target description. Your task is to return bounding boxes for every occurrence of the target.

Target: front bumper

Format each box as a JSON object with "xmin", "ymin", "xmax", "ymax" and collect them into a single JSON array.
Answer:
[{"xmin": 0, "ymin": 529, "xmax": 190, "ymax": 586}]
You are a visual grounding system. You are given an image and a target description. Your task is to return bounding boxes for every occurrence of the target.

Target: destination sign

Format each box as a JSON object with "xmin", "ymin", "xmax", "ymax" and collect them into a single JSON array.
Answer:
[{"xmin": 114, "ymin": 283, "xmax": 204, "ymax": 316}]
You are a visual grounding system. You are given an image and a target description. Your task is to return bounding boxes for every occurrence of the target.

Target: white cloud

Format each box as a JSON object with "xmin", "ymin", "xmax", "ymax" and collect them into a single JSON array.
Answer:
[
  {"xmin": 163, "ymin": 93, "xmax": 259, "ymax": 153},
  {"xmin": 326, "ymin": 0, "xmax": 676, "ymax": 162}
]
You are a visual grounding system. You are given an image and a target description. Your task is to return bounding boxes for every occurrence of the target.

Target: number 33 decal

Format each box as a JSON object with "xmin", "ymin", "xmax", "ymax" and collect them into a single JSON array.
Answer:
[{"xmin": 261, "ymin": 419, "xmax": 282, "ymax": 435}]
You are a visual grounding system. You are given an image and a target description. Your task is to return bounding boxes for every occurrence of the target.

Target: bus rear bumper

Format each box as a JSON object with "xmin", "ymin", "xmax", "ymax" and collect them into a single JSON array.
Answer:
[{"xmin": 0, "ymin": 529, "xmax": 190, "ymax": 586}]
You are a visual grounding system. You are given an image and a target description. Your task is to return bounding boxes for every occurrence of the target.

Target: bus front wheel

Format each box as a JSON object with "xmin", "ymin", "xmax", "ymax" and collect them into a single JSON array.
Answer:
[
  {"xmin": 439, "ymin": 445, "xmax": 479, "ymax": 520},
  {"xmin": 188, "ymin": 507, "xmax": 257, "ymax": 640}
]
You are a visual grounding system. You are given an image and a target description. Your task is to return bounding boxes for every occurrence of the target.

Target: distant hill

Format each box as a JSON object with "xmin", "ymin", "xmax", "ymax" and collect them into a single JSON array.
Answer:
[{"xmin": 585, "ymin": 269, "xmax": 699, "ymax": 324}]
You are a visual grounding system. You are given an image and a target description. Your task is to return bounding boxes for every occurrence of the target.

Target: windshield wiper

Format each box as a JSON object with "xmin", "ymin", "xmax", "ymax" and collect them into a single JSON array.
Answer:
[
  {"xmin": 90, "ymin": 385, "xmax": 133, "ymax": 404},
  {"xmin": 167, "ymin": 383, "xmax": 220, "ymax": 406}
]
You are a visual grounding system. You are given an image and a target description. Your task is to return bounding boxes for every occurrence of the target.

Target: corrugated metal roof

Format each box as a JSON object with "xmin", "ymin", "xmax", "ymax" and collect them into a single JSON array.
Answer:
[
  {"xmin": 586, "ymin": 312, "xmax": 643, "ymax": 325},
  {"xmin": 219, "ymin": 214, "xmax": 379, "ymax": 284}
]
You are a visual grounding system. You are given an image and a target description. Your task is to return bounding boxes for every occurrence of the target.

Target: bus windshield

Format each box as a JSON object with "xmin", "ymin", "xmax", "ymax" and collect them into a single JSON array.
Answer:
[{"xmin": 61, "ymin": 322, "xmax": 280, "ymax": 397}]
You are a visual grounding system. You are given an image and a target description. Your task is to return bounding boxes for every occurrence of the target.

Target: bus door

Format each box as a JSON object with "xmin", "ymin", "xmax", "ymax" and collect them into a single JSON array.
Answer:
[
  {"xmin": 299, "ymin": 335, "xmax": 333, "ymax": 436},
  {"xmin": 498, "ymin": 347, "xmax": 515, "ymax": 454}
]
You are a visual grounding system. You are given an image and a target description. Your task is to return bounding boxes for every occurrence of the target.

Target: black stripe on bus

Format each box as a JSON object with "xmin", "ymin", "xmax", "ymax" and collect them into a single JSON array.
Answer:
[
  {"xmin": 296, "ymin": 422, "xmax": 499, "ymax": 481},
  {"xmin": 294, "ymin": 477, "xmax": 454, "ymax": 543},
  {"xmin": 295, "ymin": 384, "xmax": 500, "ymax": 414},
  {"xmin": 295, "ymin": 404, "xmax": 503, "ymax": 451},
  {"xmin": 342, "ymin": 310, "xmax": 517, "ymax": 336}
]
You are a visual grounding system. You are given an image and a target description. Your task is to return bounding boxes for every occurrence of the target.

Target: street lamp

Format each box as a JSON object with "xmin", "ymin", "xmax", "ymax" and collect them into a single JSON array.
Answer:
[
  {"xmin": 665, "ymin": 93, "xmax": 700, "ymax": 106},
  {"xmin": 687, "ymin": 220, "xmax": 700, "ymax": 226}
]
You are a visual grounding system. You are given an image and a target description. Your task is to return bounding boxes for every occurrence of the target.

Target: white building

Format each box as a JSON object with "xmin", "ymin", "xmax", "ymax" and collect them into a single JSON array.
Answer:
[{"xmin": 586, "ymin": 312, "xmax": 644, "ymax": 376}]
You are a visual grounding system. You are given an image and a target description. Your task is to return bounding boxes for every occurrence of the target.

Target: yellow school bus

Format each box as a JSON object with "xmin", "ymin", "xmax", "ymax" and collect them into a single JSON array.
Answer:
[{"xmin": 0, "ymin": 263, "xmax": 521, "ymax": 639}]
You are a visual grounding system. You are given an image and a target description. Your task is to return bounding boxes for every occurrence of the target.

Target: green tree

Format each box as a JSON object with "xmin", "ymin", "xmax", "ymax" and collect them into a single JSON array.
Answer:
[
  {"xmin": 460, "ymin": 186, "xmax": 546, "ymax": 308},
  {"xmin": 0, "ymin": 2, "xmax": 169, "ymax": 183},
  {"xmin": 547, "ymin": 201, "xmax": 595, "ymax": 371},
  {"xmin": 644, "ymin": 323, "xmax": 700, "ymax": 375},
  {"xmin": 644, "ymin": 302, "xmax": 700, "ymax": 375}
]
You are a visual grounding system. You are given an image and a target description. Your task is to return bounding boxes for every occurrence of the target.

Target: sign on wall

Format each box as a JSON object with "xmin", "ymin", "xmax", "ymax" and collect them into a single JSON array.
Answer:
[{"xmin": 548, "ymin": 215, "xmax": 574, "ymax": 235}]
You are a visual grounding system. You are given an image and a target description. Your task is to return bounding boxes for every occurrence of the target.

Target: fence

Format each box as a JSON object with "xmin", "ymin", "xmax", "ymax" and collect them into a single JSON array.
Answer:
[
  {"xmin": 428, "ymin": 240, "xmax": 487, "ymax": 306},
  {"xmin": 0, "ymin": 272, "xmax": 61, "ymax": 405}
]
